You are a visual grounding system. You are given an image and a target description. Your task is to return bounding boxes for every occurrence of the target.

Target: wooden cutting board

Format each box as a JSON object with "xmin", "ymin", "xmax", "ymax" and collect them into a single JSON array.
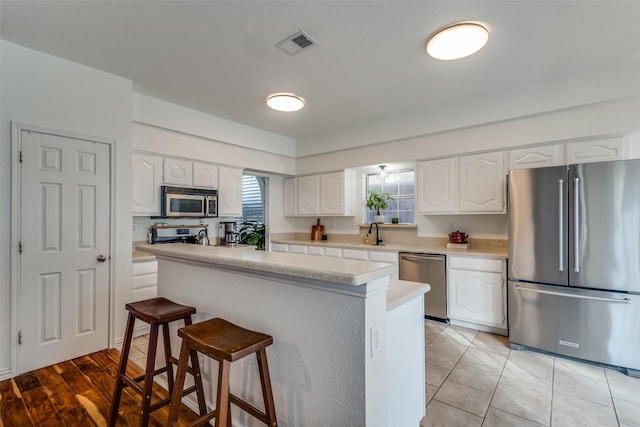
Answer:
[{"xmin": 311, "ymin": 218, "xmax": 324, "ymax": 240}]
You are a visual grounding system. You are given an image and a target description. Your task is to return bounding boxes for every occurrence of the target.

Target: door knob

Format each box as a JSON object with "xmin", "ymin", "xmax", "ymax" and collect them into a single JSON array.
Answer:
[{"xmin": 97, "ymin": 254, "xmax": 107, "ymax": 262}]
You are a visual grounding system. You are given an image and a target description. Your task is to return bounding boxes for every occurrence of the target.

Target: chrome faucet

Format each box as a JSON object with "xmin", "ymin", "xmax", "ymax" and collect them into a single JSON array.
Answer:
[{"xmin": 368, "ymin": 222, "xmax": 383, "ymax": 245}]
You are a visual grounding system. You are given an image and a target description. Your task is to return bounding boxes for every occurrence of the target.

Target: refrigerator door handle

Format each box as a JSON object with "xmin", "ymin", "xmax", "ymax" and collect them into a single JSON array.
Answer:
[
  {"xmin": 558, "ymin": 179, "xmax": 564, "ymax": 272},
  {"xmin": 515, "ymin": 285, "xmax": 631, "ymax": 304},
  {"xmin": 573, "ymin": 177, "xmax": 580, "ymax": 273}
]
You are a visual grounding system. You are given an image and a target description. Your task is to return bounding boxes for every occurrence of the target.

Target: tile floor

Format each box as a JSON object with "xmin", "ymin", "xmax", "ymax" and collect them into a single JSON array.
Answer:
[
  {"xmin": 129, "ymin": 322, "xmax": 640, "ymax": 427},
  {"xmin": 421, "ymin": 320, "xmax": 640, "ymax": 427}
]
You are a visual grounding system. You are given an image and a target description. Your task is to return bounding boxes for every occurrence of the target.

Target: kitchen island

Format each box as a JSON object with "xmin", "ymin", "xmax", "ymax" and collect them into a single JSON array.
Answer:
[{"xmin": 136, "ymin": 243, "xmax": 429, "ymax": 427}]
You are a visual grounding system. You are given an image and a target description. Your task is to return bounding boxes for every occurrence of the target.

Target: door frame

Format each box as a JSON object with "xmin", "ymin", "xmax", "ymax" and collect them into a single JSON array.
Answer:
[{"xmin": 10, "ymin": 121, "xmax": 116, "ymax": 376}]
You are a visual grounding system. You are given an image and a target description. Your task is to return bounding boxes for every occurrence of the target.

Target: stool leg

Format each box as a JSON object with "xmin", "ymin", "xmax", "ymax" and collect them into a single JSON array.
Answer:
[
  {"xmin": 167, "ymin": 340, "xmax": 191, "ymax": 427},
  {"xmin": 162, "ymin": 322, "xmax": 175, "ymax": 395},
  {"xmin": 183, "ymin": 316, "xmax": 207, "ymax": 416},
  {"xmin": 257, "ymin": 349, "xmax": 277, "ymax": 427},
  {"xmin": 109, "ymin": 312, "xmax": 136, "ymax": 427},
  {"xmin": 140, "ymin": 323, "xmax": 160, "ymax": 427},
  {"xmin": 215, "ymin": 359, "xmax": 231, "ymax": 427}
]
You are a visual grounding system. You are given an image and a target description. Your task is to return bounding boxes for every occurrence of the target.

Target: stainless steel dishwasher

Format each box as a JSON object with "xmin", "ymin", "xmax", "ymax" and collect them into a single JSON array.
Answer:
[{"xmin": 399, "ymin": 253, "xmax": 447, "ymax": 322}]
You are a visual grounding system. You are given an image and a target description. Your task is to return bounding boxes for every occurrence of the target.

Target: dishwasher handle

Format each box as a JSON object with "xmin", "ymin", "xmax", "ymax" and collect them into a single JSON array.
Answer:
[{"xmin": 399, "ymin": 253, "xmax": 445, "ymax": 262}]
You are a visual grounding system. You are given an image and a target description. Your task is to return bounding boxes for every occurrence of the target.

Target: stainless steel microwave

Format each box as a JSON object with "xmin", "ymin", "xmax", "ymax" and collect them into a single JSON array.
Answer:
[{"xmin": 161, "ymin": 186, "xmax": 218, "ymax": 218}]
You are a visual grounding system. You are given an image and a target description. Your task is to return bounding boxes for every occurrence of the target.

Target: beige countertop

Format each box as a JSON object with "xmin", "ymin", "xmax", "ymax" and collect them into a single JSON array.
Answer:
[
  {"xmin": 136, "ymin": 243, "xmax": 396, "ymax": 286},
  {"xmin": 270, "ymin": 239, "xmax": 508, "ymax": 259},
  {"xmin": 387, "ymin": 280, "xmax": 431, "ymax": 312}
]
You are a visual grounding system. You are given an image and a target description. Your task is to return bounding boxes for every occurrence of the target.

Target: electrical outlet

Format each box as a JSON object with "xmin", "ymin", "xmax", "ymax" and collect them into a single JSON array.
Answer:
[
  {"xmin": 132, "ymin": 224, "xmax": 138, "ymax": 233},
  {"xmin": 370, "ymin": 323, "xmax": 382, "ymax": 357}
]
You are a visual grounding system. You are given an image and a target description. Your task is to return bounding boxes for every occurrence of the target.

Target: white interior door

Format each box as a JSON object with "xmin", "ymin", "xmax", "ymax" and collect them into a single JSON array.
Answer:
[{"xmin": 19, "ymin": 130, "xmax": 111, "ymax": 373}]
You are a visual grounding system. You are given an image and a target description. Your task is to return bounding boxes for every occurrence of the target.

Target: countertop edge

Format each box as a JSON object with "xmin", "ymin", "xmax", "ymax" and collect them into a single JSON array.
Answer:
[
  {"xmin": 136, "ymin": 244, "xmax": 396, "ymax": 286},
  {"xmin": 387, "ymin": 280, "xmax": 431, "ymax": 312}
]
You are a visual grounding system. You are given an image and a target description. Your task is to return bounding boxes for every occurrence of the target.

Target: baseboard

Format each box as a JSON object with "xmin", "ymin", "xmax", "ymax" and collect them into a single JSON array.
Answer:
[
  {"xmin": 448, "ymin": 318, "xmax": 508, "ymax": 336},
  {"xmin": 0, "ymin": 368, "xmax": 12, "ymax": 381}
]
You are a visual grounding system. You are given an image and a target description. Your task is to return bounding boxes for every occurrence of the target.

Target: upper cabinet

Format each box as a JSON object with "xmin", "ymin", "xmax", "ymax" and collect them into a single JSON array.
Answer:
[
  {"xmin": 508, "ymin": 145, "xmax": 562, "ymax": 170},
  {"xmin": 133, "ymin": 151, "xmax": 239, "ymax": 217},
  {"xmin": 193, "ymin": 162, "xmax": 219, "ymax": 189},
  {"xmin": 164, "ymin": 159, "xmax": 219, "ymax": 188},
  {"xmin": 417, "ymin": 152, "xmax": 506, "ymax": 215},
  {"xmin": 458, "ymin": 152, "xmax": 506, "ymax": 213},
  {"xmin": 284, "ymin": 170, "xmax": 356, "ymax": 216},
  {"xmin": 564, "ymin": 137, "xmax": 625, "ymax": 164},
  {"xmin": 508, "ymin": 136, "xmax": 627, "ymax": 170},
  {"xmin": 416, "ymin": 157, "xmax": 456, "ymax": 213},
  {"xmin": 218, "ymin": 166, "xmax": 243, "ymax": 217},
  {"xmin": 133, "ymin": 153, "xmax": 163, "ymax": 215},
  {"xmin": 283, "ymin": 177, "xmax": 297, "ymax": 216},
  {"xmin": 297, "ymin": 175, "xmax": 320, "ymax": 215}
]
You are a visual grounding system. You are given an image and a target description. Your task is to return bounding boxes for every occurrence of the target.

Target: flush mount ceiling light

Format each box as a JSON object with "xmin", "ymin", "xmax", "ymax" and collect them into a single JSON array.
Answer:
[
  {"xmin": 266, "ymin": 93, "xmax": 305, "ymax": 112},
  {"xmin": 426, "ymin": 22, "xmax": 489, "ymax": 60},
  {"xmin": 378, "ymin": 165, "xmax": 387, "ymax": 178}
]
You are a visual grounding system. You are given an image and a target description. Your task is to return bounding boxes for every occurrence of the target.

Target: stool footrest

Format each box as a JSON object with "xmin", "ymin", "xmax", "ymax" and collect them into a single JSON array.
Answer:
[
  {"xmin": 131, "ymin": 365, "xmax": 169, "ymax": 384},
  {"xmin": 229, "ymin": 394, "xmax": 270, "ymax": 424}
]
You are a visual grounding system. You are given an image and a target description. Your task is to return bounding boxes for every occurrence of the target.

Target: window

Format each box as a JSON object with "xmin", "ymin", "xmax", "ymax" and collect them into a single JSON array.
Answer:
[
  {"xmin": 241, "ymin": 175, "xmax": 265, "ymax": 223},
  {"xmin": 366, "ymin": 169, "xmax": 415, "ymax": 224}
]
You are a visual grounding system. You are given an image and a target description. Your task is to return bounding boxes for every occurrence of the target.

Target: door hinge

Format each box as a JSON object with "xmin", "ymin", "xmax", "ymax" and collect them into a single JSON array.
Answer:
[
  {"xmin": 19, "ymin": 151, "xmax": 24, "ymax": 163},
  {"xmin": 18, "ymin": 331, "xmax": 22, "ymax": 345},
  {"xmin": 19, "ymin": 241, "xmax": 23, "ymax": 253}
]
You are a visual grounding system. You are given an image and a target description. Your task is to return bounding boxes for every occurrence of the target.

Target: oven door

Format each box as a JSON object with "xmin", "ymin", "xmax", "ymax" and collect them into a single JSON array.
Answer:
[{"xmin": 165, "ymin": 194, "xmax": 206, "ymax": 217}]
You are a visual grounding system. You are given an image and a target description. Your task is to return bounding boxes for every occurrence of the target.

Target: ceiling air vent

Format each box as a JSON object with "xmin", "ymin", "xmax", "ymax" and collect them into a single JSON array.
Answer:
[{"xmin": 276, "ymin": 31, "xmax": 317, "ymax": 56}]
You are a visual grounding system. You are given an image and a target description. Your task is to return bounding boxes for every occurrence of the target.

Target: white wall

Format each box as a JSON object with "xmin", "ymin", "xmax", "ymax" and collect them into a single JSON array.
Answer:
[
  {"xmin": 296, "ymin": 59, "xmax": 640, "ymax": 157},
  {"xmin": 0, "ymin": 41, "xmax": 133, "ymax": 378}
]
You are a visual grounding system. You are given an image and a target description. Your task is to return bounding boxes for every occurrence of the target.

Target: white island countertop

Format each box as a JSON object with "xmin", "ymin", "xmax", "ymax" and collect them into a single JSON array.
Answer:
[{"xmin": 136, "ymin": 243, "xmax": 396, "ymax": 286}]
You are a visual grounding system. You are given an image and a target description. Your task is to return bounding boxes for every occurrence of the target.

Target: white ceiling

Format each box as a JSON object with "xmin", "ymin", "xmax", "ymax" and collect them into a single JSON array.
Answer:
[{"xmin": 2, "ymin": 1, "xmax": 640, "ymax": 144}]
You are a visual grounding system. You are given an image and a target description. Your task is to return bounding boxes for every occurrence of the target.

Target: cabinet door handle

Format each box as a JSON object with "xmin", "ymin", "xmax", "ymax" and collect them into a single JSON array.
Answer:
[{"xmin": 558, "ymin": 179, "xmax": 564, "ymax": 272}]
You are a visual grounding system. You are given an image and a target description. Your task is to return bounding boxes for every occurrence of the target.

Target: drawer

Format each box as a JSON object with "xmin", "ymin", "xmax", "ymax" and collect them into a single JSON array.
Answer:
[
  {"xmin": 448, "ymin": 256, "xmax": 504, "ymax": 273},
  {"xmin": 308, "ymin": 246, "xmax": 324, "ymax": 256},
  {"xmin": 369, "ymin": 251, "xmax": 397, "ymax": 264},
  {"xmin": 289, "ymin": 245, "xmax": 308, "ymax": 254},
  {"xmin": 342, "ymin": 249, "xmax": 368, "ymax": 260},
  {"xmin": 270, "ymin": 243, "xmax": 288, "ymax": 252},
  {"xmin": 132, "ymin": 273, "xmax": 157, "ymax": 290},
  {"xmin": 325, "ymin": 247, "xmax": 342, "ymax": 257},
  {"xmin": 132, "ymin": 286, "xmax": 157, "ymax": 303},
  {"xmin": 132, "ymin": 260, "xmax": 158, "ymax": 276}
]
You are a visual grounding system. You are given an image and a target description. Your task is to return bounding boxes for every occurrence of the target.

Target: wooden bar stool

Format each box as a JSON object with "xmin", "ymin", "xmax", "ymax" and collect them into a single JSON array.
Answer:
[
  {"xmin": 167, "ymin": 318, "xmax": 277, "ymax": 427},
  {"xmin": 109, "ymin": 297, "xmax": 207, "ymax": 427}
]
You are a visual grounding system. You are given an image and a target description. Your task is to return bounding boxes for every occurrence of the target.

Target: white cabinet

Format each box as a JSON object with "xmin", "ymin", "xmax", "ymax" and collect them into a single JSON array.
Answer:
[
  {"xmin": 325, "ymin": 247, "xmax": 342, "ymax": 257},
  {"xmin": 193, "ymin": 162, "xmax": 219, "ymax": 189},
  {"xmin": 270, "ymin": 243, "xmax": 288, "ymax": 253},
  {"xmin": 447, "ymin": 256, "xmax": 506, "ymax": 332},
  {"xmin": 288, "ymin": 244, "xmax": 308, "ymax": 254},
  {"xmin": 285, "ymin": 170, "xmax": 356, "ymax": 216},
  {"xmin": 218, "ymin": 166, "xmax": 243, "ymax": 217},
  {"xmin": 508, "ymin": 145, "xmax": 563, "ymax": 170},
  {"xmin": 165, "ymin": 159, "xmax": 219, "ymax": 189},
  {"xmin": 416, "ymin": 158, "xmax": 457, "ymax": 213},
  {"xmin": 565, "ymin": 137, "xmax": 625, "ymax": 164},
  {"xmin": 320, "ymin": 171, "xmax": 355, "ymax": 215},
  {"xmin": 459, "ymin": 152, "xmax": 506, "ymax": 213},
  {"xmin": 163, "ymin": 158, "xmax": 192, "ymax": 186},
  {"xmin": 370, "ymin": 250, "xmax": 399, "ymax": 279},
  {"xmin": 417, "ymin": 152, "xmax": 506, "ymax": 214},
  {"xmin": 342, "ymin": 249, "xmax": 368, "ymax": 260},
  {"xmin": 308, "ymin": 246, "xmax": 324, "ymax": 256},
  {"xmin": 297, "ymin": 175, "xmax": 320, "ymax": 215},
  {"xmin": 283, "ymin": 177, "xmax": 297, "ymax": 216},
  {"xmin": 133, "ymin": 153, "xmax": 163, "ymax": 216}
]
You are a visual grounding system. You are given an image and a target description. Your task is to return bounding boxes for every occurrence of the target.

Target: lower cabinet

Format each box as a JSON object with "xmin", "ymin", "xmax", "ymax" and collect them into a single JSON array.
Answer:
[{"xmin": 447, "ymin": 256, "xmax": 507, "ymax": 334}]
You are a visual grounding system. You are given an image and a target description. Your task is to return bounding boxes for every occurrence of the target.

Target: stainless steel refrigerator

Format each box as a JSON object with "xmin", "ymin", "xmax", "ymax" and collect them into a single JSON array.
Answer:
[{"xmin": 508, "ymin": 159, "xmax": 640, "ymax": 376}]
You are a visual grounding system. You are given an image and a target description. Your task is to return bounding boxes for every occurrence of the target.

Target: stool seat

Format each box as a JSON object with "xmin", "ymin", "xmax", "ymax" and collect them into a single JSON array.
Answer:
[
  {"xmin": 179, "ymin": 318, "xmax": 273, "ymax": 362},
  {"xmin": 125, "ymin": 297, "xmax": 196, "ymax": 325},
  {"xmin": 108, "ymin": 297, "xmax": 206, "ymax": 427},
  {"xmin": 168, "ymin": 318, "xmax": 277, "ymax": 427}
]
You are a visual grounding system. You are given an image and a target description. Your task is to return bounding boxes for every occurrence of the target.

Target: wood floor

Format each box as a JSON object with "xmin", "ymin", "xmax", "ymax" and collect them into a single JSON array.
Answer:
[{"xmin": 0, "ymin": 348, "xmax": 200, "ymax": 426}]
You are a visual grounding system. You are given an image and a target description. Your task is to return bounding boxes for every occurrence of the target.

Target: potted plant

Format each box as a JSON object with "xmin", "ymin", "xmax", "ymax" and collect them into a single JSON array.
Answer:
[
  {"xmin": 238, "ymin": 220, "xmax": 266, "ymax": 250},
  {"xmin": 366, "ymin": 189, "xmax": 393, "ymax": 223}
]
